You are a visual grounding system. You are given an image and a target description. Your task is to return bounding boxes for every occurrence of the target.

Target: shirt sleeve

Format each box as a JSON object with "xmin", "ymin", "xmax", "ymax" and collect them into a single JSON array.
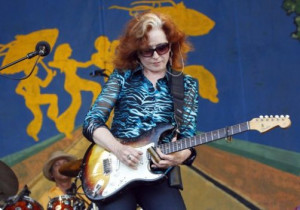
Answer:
[
  {"xmin": 82, "ymin": 70, "xmax": 124, "ymax": 142},
  {"xmin": 179, "ymin": 76, "xmax": 199, "ymax": 166},
  {"xmin": 178, "ymin": 75, "xmax": 199, "ymax": 139}
]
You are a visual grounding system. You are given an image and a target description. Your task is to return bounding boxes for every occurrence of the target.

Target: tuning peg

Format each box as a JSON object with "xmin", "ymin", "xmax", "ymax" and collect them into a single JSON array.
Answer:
[
  {"xmin": 259, "ymin": 115, "xmax": 264, "ymax": 119},
  {"xmin": 275, "ymin": 115, "xmax": 279, "ymax": 118},
  {"xmin": 270, "ymin": 115, "xmax": 274, "ymax": 118},
  {"xmin": 285, "ymin": 115, "xmax": 290, "ymax": 118},
  {"xmin": 280, "ymin": 115, "xmax": 284, "ymax": 118}
]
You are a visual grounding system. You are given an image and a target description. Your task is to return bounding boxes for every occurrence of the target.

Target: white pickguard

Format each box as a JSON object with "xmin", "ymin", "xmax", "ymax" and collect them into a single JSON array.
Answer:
[{"xmin": 102, "ymin": 143, "xmax": 163, "ymax": 197}]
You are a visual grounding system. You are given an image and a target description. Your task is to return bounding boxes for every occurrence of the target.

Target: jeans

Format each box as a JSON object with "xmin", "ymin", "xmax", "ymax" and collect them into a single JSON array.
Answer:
[{"xmin": 95, "ymin": 179, "xmax": 186, "ymax": 210}]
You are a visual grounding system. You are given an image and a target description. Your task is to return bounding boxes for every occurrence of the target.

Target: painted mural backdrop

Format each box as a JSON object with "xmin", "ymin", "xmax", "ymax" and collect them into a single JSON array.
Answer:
[{"xmin": 0, "ymin": 1, "xmax": 299, "ymax": 162}]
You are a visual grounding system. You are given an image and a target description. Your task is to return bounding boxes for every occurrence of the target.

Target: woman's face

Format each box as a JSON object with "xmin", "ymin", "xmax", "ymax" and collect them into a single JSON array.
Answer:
[{"xmin": 138, "ymin": 28, "xmax": 170, "ymax": 74}]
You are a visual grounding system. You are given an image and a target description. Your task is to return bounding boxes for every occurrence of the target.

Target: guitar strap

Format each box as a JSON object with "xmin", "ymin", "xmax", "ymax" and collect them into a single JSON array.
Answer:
[
  {"xmin": 168, "ymin": 69, "xmax": 185, "ymax": 190},
  {"xmin": 169, "ymin": 69, "xmax": 185, "ymax": 128}
]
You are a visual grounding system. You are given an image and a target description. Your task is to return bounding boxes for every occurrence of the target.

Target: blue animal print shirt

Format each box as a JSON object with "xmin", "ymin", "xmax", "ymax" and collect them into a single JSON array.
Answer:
[{"xmin": 82, "ymin": 66, "xmax": 199, "ymax": 143}]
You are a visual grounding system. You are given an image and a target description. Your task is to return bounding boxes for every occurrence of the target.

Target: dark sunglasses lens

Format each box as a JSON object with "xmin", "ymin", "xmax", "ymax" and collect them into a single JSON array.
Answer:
[
  {"xmin": 156, "ymin": 44, "xmax": 169, "ymax": 55},
  {"xmin": 140, "ymin": 49, "xmax": 154, "ymax": 57}
]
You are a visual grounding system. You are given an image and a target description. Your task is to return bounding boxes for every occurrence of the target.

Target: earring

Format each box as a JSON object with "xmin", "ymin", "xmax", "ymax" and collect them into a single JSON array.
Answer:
[
  {"xmin": 169, "ymin": 51, "xmax": 173, "ymax": 67},
  {"xmin": 137, "ymin": 60, "xmax": 144, "ymax": 70}
]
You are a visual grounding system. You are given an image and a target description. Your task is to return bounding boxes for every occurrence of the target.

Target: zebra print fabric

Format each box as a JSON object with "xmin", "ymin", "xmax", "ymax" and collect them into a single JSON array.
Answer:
[{"xmin": 83, "ymin": 66, "xmax": 199, "ymax": 143}]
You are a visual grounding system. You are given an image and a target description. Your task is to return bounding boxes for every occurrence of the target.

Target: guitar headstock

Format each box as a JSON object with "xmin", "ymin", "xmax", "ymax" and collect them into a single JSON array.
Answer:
[{"xmin": 249, "ymin": 115, "xmax": 291, "ymax": 133}]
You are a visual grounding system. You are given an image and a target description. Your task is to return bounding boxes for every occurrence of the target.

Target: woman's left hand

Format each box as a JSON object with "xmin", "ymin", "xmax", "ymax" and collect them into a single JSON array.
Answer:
[{"xmin": 151, "ymin": 136, "xmax": 191, "ymax": 169}]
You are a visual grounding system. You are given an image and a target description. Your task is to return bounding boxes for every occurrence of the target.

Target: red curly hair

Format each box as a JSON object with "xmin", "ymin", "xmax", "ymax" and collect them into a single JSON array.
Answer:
[{"xmin": 113, "ymin": 11, "xmax": 192, "ymax": 70}]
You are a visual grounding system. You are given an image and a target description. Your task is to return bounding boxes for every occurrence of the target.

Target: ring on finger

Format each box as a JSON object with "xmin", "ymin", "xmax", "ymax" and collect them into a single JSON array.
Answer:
[{"xmin": 127, "ymin": 154, "xmax": 132, "ymax": 160}]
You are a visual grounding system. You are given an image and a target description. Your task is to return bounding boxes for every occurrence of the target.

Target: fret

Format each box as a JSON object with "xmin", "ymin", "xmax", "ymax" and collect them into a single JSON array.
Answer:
[
  {"xmin": 160, "ymin": 144, "xmax": 163, "ymax": 154},
  {"xmin": 191, "ymin": 137, "xmax": 196, "ymax": 147},
  {"xmin": 231, "ymin": 125, "xmax": 235, "ymax": 135},
  {"xmin": 234, "ymin": 125, "xmax": 238, "ymax": 134},
  {"xmin": 188, "ymin": 137, "xmax": 192, "ymax": 147},
  {"xmin": 160, "ymin": 144, "xmax": 165, "ymax": 154},
  {"xmin": 244, "ymin": 122, "xmax": 249, "ymax": 131},
  {"xmin": 212, "ymin": 130, "xmax": 218, "ymax": 140},
  {"xmin": 223, "ymin": 128, "xmax": 226, "ymax": 139},
  {"xmin": 166, "ymin": 144, "xmax": 169, "ymax": 153},
  {"xmin": 235, "ymin": 124, "xmax": 239, "ymax": 134},
  {"xmin": 225, "ymin": 128, "xmax": 228, "ymax": 138},
  {"xmin": 169, "ymin": 143, "xmax": 173, "ymax": 153},
  {"xmin": 165, "ymin": 144, "xmax": 168, "ymax": 153},
  {"xmin": 164, "ymin": 144, "xmax": 169, "ymax": 154},
  {"xmin": 200, "ymin": 134, "xmax": 204, "ymax": 143},
  {"xmin": 178, "ymin": 142, "xmax": 182, "ymax": 150},
  {"xmin": 237, "ymin": 124, "xmax": 240, "ymax": 133},
  {"xmin": 207, "ymin": 132, "xmax": 212, "ymax": 142}
]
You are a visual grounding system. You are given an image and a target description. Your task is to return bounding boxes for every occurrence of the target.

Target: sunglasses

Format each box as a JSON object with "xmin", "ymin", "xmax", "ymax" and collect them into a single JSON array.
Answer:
[{"xmin": 139, "ymin": 43, "xmax": 170, "ymax": 57}]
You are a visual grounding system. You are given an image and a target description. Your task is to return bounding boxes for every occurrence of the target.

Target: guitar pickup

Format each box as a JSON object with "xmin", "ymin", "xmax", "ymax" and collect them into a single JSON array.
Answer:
[
  {"xmin": 147, "ymin": 146, "xmax": 161, "ymax": 163},
  {"xmin": 103, "ymin": 158, "xmax": 111, "ymax": 174}
]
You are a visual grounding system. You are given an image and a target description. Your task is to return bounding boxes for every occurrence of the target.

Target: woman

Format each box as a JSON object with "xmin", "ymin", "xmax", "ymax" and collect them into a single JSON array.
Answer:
[{"xmin": 83, "ymin": 12, "xmax": 199, "ymax": 210}]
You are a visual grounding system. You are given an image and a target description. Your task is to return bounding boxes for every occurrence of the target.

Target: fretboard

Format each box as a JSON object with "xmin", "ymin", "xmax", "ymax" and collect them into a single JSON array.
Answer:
[{"xmin": 157, "ymin": 121, "xmax": 249, "ymax": 154}]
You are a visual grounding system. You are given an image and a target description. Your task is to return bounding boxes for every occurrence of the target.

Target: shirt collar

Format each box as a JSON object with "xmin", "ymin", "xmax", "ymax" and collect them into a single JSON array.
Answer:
[
  {"xmin": 131, "ymin": 64, "xmax": 143, "ymax": 77},
  {"xmin": 131, "ymin": 64, "xmax": 172, "ymax": 82}
]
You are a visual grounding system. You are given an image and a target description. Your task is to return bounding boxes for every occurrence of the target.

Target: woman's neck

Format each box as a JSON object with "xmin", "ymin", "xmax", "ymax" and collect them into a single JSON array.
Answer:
[{"xmin": 143, "ymin": 69, "xmax": 166, "ymax": 87}]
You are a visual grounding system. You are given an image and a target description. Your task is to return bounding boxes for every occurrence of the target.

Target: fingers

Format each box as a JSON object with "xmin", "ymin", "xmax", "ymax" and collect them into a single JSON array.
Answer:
[
  {"xmin": 126, "ymin": 154, "xmax": 139, "ymax": 165},
  {"xmin": 121, "ymin": 147, "xmax": 143, "ymax": 169},
  {"xmin": 171, "ymin": 134, "xmax": 177, "ymax": 142},
  {"xmin": 151, "ymin": 160, "xmax": 170, "ymax": 169},
  {"xmin": 151, "ymin": 148, "xmax": 183, "ymax": 169},
  {"xmin": 151, "ymin": 149, "xmax": 171, "ymax": 169},
  {"xmin": 156, "ymin": 148, "xmax": 172, "ymax": 162}
]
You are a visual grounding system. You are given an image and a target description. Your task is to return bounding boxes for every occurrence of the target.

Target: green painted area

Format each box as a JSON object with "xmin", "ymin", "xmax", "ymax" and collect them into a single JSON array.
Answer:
[
  {"xmin": 208, "ymin": 138, "xmax": 300, "ymax": 176},
  {"xmin": 0, "ymin": 133, "xmax": 65, "ymax": 167}
]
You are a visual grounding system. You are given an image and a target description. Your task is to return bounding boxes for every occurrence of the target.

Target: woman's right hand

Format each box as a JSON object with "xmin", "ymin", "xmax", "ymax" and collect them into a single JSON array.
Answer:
[
  {"xmin": 92, "ymin": 127, "xmax": 143, "ymax": 169},
  {"xmin": 113, "ymin": 144, "xmax": 143, "ymax": 169}
]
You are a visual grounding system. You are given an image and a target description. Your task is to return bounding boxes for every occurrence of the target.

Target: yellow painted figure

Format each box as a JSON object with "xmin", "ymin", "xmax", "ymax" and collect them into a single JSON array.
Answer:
[
  {"xmin": 0, "ymin": 29, "xmax": 59, "ymax": 141},
  {"xmin": 48, "ymin": 43, "xmax": 101, "ymax": 138},
  {"xmin": 15, "ymin": 64, "xmax": 58, "ymax": 141},
  {"xmin": 91, "ymin": 36, "xmax": 120, "ymax": 76}
]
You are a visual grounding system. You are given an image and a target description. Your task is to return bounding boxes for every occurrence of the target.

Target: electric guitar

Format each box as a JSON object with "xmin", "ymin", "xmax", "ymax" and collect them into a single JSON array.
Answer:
[{"xmin": 81, "ymin": 115, "xmax": 291, "ymax": 201}]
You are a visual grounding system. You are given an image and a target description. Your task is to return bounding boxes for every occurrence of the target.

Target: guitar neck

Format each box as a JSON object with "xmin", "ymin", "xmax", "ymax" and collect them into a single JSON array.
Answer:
[{"xmin": 158, "ymin": 121, "xmax": 249, "ymax": 154}]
